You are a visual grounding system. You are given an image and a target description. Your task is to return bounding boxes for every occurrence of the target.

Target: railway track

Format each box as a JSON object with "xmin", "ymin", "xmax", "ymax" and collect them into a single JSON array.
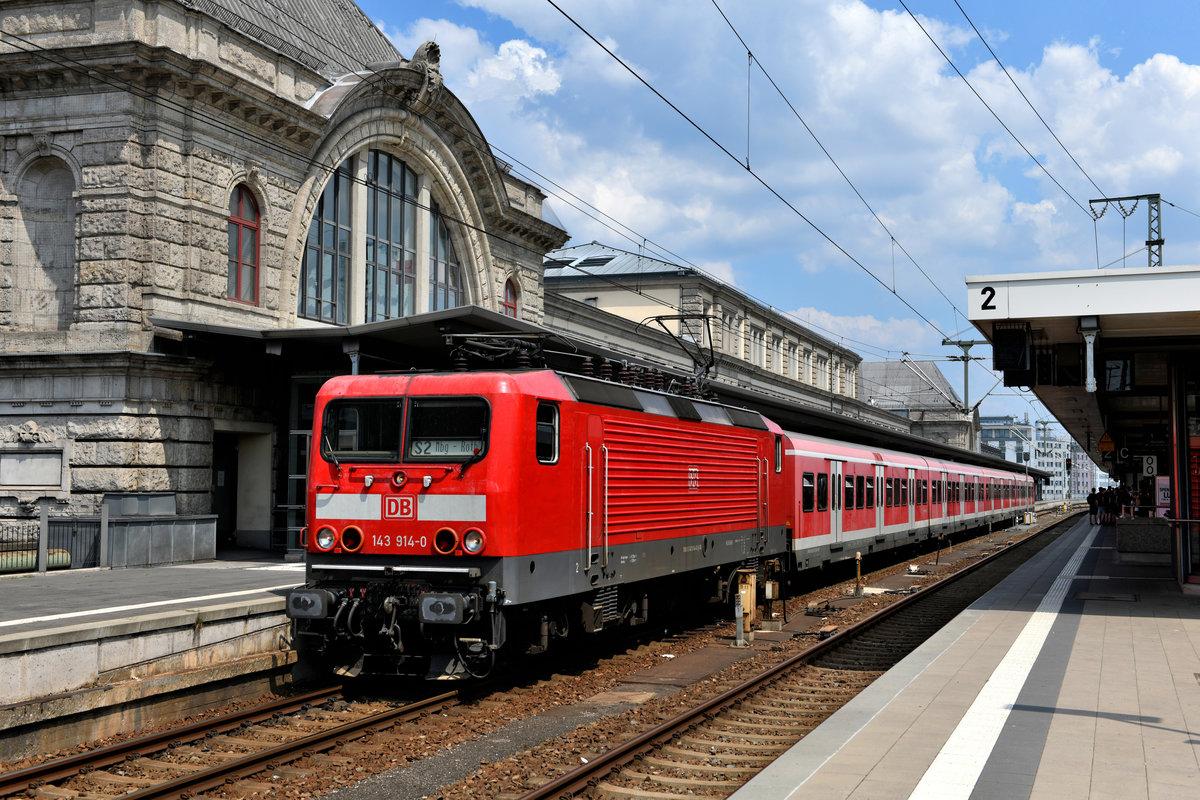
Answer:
[
  {"xmin": 0, "ymin": 686, "xmax": 458, "ymax": 800},
  {"xmin": 1, "ymin": 515, "xmax": 1074, "ymax": 800},
  {"xmin": 512, "ymin": 515, "xmax": 1072, "ymax": 799}
]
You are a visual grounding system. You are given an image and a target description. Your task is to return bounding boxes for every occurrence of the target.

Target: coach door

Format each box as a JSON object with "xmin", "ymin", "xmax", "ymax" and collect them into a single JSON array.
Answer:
[
  {"xmin": 940, "ymin": 471, "xmax": 948, "ymax": 519},
  {"xmin": 829, "ymin": 460, "xmax": 844, "ymax": 541},
  {"xmin": 907, "ymin": 468, "xmax": 917, "ymax": 527},
  {"xmin": 583, "ymin": 415, "xmax": 608, "ymax": 572}
]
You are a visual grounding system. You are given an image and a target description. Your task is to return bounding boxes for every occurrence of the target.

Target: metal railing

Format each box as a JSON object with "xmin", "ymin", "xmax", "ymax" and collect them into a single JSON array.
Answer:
[{"xmin": 0, "ymin": 505, "xmax": 216, "ymax": 575}]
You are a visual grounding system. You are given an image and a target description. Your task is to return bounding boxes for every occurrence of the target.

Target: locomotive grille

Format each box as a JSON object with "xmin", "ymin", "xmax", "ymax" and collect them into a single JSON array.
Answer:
[{"xmin": 595, "ymin": 585, "xmax": 620, "ymax": 623}]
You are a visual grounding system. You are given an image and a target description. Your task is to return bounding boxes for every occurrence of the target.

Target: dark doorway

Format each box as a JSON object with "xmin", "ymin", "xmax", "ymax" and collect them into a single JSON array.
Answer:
[{"xmin": 212, "ymin": 433, "xmax": 239, "ymax": 547}]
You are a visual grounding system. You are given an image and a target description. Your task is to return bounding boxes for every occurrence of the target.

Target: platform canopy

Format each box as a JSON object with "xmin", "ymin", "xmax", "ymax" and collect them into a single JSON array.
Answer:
[{"xmin": 965, "ymin": 264, "xmax": 1200, "ymax": 469}]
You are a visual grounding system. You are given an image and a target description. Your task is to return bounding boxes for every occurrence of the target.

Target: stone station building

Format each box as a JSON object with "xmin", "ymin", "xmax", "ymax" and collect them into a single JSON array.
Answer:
[{"xmin": 0, "ymin": 0, "xmax": 566, "ymax": 555}]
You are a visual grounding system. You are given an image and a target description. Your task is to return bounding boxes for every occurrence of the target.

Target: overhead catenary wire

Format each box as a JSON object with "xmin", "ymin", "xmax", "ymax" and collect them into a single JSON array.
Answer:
[
  {"xmin": 543, "ymin": 0, "xmax": 954, "ymax": 343},
  {"xmin": 951, "ymin": 0, "xmax": 1106, "ymax": 199},
  {"xmin": 709, "ymin": 0, "xmax": 965, "ymax": 324},
  {"xmin": 895, "ymin": 0, "xmax": 1092, "ymax": 219}
]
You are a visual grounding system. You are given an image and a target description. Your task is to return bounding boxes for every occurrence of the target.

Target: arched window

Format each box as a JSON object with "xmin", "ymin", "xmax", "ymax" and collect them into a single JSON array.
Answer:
[
  {"xmin": 501, "ymin": 278, "xmax": 518, "ymax": 317},
  {"xmin": 429, "ymin": 202, "xmax": 462, "ymax": 312},
  {"xmin": 298, "ymin": 151, "xmax": 473, "ymax": 325},
  {"xmin": 227, "ymin": 184, "xmax": 259, "ymax": 304}
]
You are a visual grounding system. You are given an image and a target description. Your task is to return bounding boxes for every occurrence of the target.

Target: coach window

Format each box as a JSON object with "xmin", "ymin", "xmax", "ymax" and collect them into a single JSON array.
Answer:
[
  {"xmin": 855, "ymin": 475, "xmax": 865, "ymax": 509},
  {"xmin": 844, "ymin": 475, "xmax": 854, "ymax": 510},
  {"xmin": 901, "ymin": 479, "xmax": 909, "ymax": 508},
  {"xmin": 802, "ymin": 472, "xmax": 815, "ymax": 512},
  {"xmin": 865, "ymin": 476, "xmax": 875, "ymax": 508},
  {"xmin": 817, "ymin": 473, "xmax": 828, "ymax": 512},
  {"xmin": 535, "ymin": 402, "xmax": 559, "ymax": 464}
]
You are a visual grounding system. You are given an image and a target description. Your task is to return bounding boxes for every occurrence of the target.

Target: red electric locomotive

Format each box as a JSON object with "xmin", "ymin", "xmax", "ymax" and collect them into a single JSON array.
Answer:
[{"xmin": 286, "ymin": 369, "xmax": 790, "ymax": 679}]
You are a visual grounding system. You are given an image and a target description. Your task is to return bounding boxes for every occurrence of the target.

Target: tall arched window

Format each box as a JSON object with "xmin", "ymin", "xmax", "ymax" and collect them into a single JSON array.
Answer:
[
  {"xmin": 227, "ymin": 184, "xmax": 259, "ymax": 304},
  {"xmin": 366, "ymin": 150, "xmax": 418, "ymax": 321},
  {"xmin": 429, "ymin": 202, "xmax": 462, "ymax": 312},
  {"xmin": 301, "ymin": 163, "xmax": 352, "ymax": 323},
  {"xmin": 501, "ymin": 278, "xmax": 518, "ymax": 317}
]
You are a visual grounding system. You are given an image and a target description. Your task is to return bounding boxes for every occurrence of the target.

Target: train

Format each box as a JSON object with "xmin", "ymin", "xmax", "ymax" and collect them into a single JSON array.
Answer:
[{"xmin": 285, "ymin": 368, "xmax": 1034, "ymax": 679}]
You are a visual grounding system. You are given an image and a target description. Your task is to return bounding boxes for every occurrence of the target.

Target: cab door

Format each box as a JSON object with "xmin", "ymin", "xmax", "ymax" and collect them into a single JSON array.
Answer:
[{"xmin": 583, "ymin": 415, "xmax": 608, "ymax": 572}]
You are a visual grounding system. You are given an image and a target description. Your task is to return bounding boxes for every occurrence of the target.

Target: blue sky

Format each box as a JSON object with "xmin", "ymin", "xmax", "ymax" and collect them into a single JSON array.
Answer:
[{"xmin": 356, "ymin": 0, "xmax": 1200, "ymax": 428}]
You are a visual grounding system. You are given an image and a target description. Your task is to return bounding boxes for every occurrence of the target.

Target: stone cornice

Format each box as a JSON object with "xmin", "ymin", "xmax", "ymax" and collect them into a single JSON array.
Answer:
[{"xmin": 0, "ymin": 41, "xmax": 325, "ymax": 148}]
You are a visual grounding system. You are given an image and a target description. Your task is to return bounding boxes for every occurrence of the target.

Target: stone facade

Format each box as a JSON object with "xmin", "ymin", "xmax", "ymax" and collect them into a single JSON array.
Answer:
[{"xmin": 0, "ymin": 1, "xmax": 567, "ymax": 538}]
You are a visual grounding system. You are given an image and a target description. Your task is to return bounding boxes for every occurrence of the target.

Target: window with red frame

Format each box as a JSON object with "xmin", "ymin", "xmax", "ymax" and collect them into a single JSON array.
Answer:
[
  {"xmin": 501, "ymin": 278, "xmax": 518, "ymax": 317},
  {"xmin": 228, "ymin": 184, "xmax": 259, "ymax": 303}
]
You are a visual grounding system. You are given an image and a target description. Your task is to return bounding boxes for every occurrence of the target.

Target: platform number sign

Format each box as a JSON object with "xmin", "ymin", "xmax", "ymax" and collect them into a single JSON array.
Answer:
[
  {"xmin": 1142, "ymin": 455, "xmax": 1156, "ymax": 476},
  {"xmin": 973, "ymin": 284, "xmax": 1005, "ymax": 318}
]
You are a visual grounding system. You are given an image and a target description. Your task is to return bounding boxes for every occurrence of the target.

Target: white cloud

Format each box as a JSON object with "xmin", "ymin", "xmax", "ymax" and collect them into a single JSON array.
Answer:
[
  {"xmin": 787, "ymin": 306, "xmax": 935, "ymax": 357},
  {"xmin": 467, "ymin": 40, "xmax": 561, "ymax": 101}
]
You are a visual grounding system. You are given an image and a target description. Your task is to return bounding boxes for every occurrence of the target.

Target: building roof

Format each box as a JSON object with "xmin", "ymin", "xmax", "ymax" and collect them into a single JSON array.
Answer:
[
  {"xmin": 184, "ymin": 0, "xmax": 400, "ymax": 77},
  {"xmin": 859, "ymin": 360, "xmax": 962, "ymax": 412},
  {"xmin": 544, "ymin": 242, "xmax": 695, "ymax": 280},
  {"xmin": 543, "ymin": 242, "xmax": 861, "ymax": 362}
]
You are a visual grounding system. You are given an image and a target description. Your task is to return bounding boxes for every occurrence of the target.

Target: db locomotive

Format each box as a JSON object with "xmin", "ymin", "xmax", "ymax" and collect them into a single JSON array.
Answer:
[{"xmin": 286, "ymin": 369, "xmax": 1033, "ymax": 679}]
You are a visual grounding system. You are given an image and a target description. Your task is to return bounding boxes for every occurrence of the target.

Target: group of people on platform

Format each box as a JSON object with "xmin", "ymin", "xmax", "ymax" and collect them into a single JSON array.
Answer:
[{"xmin": 1086, "ymin": 485, "xmax": 1134, "ymax": 525}]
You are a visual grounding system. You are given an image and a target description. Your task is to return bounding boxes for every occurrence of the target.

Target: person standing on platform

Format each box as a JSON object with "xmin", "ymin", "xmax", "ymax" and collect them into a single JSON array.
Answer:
[
  {"xmin": 1117, "ymin": 484, "xmax": 1131, "ymax": 519},
  {"xmin": 1087, "ymin": 488, "xmax": 1098, "ymax": 525}
]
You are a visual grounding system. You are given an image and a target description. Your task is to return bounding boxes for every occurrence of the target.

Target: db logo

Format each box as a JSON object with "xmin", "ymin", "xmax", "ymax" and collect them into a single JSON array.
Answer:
[
  {"xmin": 384, "ymin": 496, "xmax": 415, "ymax": 520},
  {"xmin": 687, "ymin": 466, "xmax": 700, "ymax": 493}
]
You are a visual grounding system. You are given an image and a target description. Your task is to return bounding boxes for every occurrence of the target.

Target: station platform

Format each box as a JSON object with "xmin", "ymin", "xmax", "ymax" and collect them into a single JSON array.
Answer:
[
  {"xmin": 0, "ymin": 549, "xmax": 304, "ymax": 757},
  {"xmin": 0, "ymin": 548, "xmax": 301, "ymax": 638},
  {"xmin": 733, "ymin": 516, "xmax": 1200, "ymax": 799}
]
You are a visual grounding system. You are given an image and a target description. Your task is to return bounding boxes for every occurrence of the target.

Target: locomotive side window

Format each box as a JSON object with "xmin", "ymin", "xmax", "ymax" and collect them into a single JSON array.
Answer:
[
  {"xmin": 802, "ymin": 472, "xmax": 815, "ymax": 512},
  {"xmin": 817, "ymin": 473, "xmax": 828, "ymax": 512},
  {"xmin": 322, "ymin": 399, "xmax": 402, "ymax": 461},
  {"xmin": 775, "ymin": 435, "xmax": 782, "ymax": 473},
  {"xmin": 406, "ymin": 397, "xmax": 489, "ymax": 460},
  {"xmin": 535, "ymin": 401, "xmax": 559, "ymax": 464}
]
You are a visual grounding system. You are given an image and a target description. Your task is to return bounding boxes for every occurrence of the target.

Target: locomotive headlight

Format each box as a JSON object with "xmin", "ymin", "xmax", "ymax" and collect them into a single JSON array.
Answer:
[
  {"xmin": 462, "ymin": 528, "xmax": 486, "ymax": 554},
  {"xmin": 315, "ymin": 526, "xmax": 337, "ymax": 550}
]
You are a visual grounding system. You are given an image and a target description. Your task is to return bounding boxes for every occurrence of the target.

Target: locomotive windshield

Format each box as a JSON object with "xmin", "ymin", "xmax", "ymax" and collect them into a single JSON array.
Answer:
[
  {"xmin": 406, "ymin": 397, "xmax": 489, "ymax": 460},
  {"xmin": 321, "ymin": 399, "xmax": 403, "ymax": 462}
]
